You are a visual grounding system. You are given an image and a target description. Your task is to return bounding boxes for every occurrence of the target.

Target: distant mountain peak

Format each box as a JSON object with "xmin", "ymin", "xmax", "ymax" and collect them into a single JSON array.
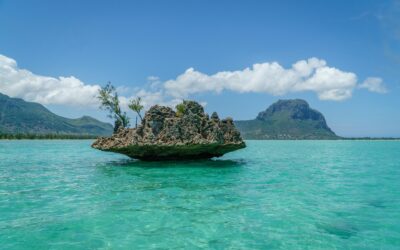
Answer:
[
  {"xmin": 236, "ymin": 99, "xmax": 338, "ymax": 139},
  {"xmin": 257, "ymin": 99, "xmax": 326, "ymax": 122}
]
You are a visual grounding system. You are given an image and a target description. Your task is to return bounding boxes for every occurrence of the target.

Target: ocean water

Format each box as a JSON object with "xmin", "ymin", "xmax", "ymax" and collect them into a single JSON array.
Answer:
[{"xmin": 0, "ymin": 140, "xmax": 399, "ymax": 249}]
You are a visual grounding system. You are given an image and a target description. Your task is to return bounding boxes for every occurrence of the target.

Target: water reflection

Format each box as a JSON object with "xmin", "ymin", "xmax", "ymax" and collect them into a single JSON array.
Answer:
[
  {"xmin": 92, "ymin": 157, "xmax": 249, "ymax": 197},
  {"xmin": 93, "ymin": 158, "xmax": 249, "ymax": 183},
  {"xmin": 101, "ymin": 158, "xmax": 247, "ymax": 169}
]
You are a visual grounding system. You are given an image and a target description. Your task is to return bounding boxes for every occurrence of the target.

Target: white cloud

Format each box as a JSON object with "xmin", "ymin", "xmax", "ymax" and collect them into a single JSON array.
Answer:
[
  {"xmin": 359, "ymin": 77, "xmax": 387, "ymax": 93},
  {"xmin": 120, "ymin": 89, "xmax": 180, "ymax": 111},
  {"xmin": 0, "ymin": 54, "xmax": 179, "ymax": 109},
  {"xmin": 164, "ymin": 58, "xmax": 363, "ymax": 101},
  {"xmin": 0, "ymin": 54, "xmax": 101, "ymax": 106},
  {"xmin": 0, "ymin": 54, "xmax": 387, "ymax": 112}
]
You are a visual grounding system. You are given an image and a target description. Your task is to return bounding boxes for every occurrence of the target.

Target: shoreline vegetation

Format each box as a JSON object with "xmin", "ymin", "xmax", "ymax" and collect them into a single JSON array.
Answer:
[
  {"xmin": 0, "ymin": 133, "xmax": 98, "ymax": 140},
  {"xmin": 341, "ymin": 137, "xmax": 400, "ymax": 140},
  {"xmin": 0, "ymin": 133, "xmax": 399, "ymax": 141}
]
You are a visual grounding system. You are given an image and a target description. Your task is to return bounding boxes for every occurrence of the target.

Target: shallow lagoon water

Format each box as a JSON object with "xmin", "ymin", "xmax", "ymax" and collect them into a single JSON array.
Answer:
[{"xmin": 0, "ymin": 140, "xmax": 399, "ymax": 249}]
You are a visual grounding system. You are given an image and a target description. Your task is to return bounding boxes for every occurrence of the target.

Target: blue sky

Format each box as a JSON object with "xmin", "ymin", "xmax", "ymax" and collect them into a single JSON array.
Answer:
[{"xmin": 0, "ymin": 0, "xmax": 399, "ymax": 137}]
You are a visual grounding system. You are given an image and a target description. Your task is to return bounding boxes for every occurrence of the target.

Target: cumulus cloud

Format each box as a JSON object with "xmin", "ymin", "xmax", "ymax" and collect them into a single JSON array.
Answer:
[
  {"xmin": 118, "ymin": 89, "xmax": 180, "ymax": 111},
  {"xmin": 0, "ymin": 54, "xmax": 387, "ymax": 111},
  {"xmin": 164, "ymin": 58, "xmax": 364, "ymax": 101},
  {"xmin": 0, "ymin": 54, "xmax": 101, "ymax": 106},
  {"xmin": 0, "ymin": 54, "xmax": 177, "ymax": 109},
  {"xmin": 359, "ymin": 77, "xmax": 387, "ymax": 93}
]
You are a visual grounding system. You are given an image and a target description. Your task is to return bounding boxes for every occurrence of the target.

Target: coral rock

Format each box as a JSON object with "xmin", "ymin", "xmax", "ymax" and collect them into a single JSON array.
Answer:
[{"xmin": 92, "ymin": 100, "xmax": 246, "ymax": 160}]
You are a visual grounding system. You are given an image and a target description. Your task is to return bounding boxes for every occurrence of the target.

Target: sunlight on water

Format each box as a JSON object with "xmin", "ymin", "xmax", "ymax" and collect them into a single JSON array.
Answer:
[{"xmin": 0, "ymin": 140, "xmax": 399, "ymax": 249}]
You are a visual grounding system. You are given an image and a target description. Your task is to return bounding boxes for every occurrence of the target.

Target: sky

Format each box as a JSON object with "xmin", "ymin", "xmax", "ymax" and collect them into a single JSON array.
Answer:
[{"xmin": 0, "ymin": 0, "xmax": 399, "ymax": 137}]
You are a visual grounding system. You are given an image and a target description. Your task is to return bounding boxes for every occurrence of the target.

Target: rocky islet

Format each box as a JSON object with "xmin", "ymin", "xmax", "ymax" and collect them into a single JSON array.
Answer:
[{"xmin": 92, "ymin": 100, "xmax": 246, "ymax": 160}]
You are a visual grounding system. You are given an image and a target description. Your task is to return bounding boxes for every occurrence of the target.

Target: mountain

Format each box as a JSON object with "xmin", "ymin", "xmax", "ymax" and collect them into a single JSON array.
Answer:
[
  {"xmin": 0, "ymin": 92, "xmax": 113, "ymax": 136},
  {"xmin": 235, "ymin": 99, "xmax": 339, "ymax": 139}
]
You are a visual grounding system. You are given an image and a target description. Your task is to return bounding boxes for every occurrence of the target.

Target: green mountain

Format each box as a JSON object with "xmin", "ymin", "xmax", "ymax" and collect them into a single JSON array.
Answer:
[
  {"xmin": 235, "ymin": 99, "xmax": 339, "ymax": 139},
  {"xmin": 0, "ymin": 92, "xmax": 113, "ymax": 136}
]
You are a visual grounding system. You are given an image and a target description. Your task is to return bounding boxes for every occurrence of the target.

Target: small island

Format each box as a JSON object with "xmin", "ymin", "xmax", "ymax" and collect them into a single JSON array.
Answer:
[{"xmin": 92, "ymin": 100, "xmax": 246, "ymax": 160}]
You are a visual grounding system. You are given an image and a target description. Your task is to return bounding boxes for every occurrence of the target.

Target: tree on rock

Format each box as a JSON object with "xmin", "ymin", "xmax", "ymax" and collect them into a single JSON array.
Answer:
[
  {"xmin": 98, "ymin": 82, "xmax": 130, "ymax": 133},
  {"xmin": 129, "ymin": 97, "xmax": 144, "ymax": 126},
  {"xmin": 175, "ymin": 102, "xmax": 186, "ymax": 117}
]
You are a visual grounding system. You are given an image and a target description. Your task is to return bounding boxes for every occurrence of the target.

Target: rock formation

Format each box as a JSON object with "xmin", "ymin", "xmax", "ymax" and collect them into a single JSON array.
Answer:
[{"xmin": 92, "ymin": 100, "xmax": 246, "ymax": 160}]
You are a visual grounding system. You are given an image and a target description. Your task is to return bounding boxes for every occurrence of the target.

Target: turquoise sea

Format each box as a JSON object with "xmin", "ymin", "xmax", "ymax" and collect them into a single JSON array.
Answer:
[{"xmin": 0, "ymin": 140, "xmax": 399, "ymax": 249}]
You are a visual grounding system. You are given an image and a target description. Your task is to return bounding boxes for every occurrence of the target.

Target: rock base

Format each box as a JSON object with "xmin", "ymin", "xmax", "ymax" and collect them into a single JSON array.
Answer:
[{"xmin": 100, "ymin": 142, "xmax": 246, "ymax": 161}]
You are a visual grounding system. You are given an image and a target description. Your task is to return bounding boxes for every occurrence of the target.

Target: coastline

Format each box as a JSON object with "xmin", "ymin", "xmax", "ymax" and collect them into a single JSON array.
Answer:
[
  {"xmin": 1, "ymin": 136, "xmax": 399, "ymax": 141},
  {"xmin": 0, "ymin": 134, "xmax": 100, "ymax": 140}
]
